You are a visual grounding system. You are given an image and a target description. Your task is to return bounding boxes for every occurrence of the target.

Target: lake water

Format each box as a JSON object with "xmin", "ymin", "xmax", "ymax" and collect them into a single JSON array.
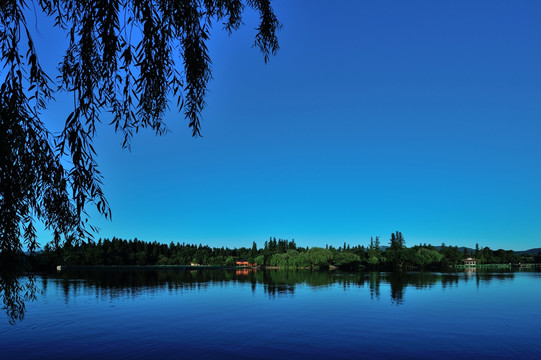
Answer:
[{"xmin": 1, "ymin": 269, "xmax": 540, "ymax": 359}]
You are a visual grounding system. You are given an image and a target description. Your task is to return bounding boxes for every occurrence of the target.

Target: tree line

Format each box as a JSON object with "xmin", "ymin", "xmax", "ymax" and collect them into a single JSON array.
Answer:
[{"xmin": 30, "ymin": 231, "xmax": 541, "ymax": 271}]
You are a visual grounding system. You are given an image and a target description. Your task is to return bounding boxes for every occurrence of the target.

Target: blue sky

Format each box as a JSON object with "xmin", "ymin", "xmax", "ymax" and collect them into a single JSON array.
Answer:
[{"xmin": 33, "ymin": 0, "xmax": 540, "ymax": 250}]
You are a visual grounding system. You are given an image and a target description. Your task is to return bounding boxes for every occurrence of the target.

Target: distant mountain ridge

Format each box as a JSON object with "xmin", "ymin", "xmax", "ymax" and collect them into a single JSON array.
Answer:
[
  {"xmin": 433, "ymin": 246, "xmax": 473, "ymax": 253},
  {"xmin": 515, "ymin": 248, "xmax": 541, "ymax": 255},
  {"xmin": 427, "ymin": 246, "xmax": 539, "ymax": 255}
]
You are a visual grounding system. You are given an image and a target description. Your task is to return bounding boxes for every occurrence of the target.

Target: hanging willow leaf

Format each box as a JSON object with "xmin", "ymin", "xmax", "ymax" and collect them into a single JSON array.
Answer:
[{"xmin": 0, "ymin": 0, "xmax": 280, "ymax": 253}]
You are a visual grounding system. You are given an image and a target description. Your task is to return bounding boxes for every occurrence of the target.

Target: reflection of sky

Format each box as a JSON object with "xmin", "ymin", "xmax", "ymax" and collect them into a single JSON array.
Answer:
[{"xmin": 22, "ymin": 1, "xmax": 541, "ymax": 251}]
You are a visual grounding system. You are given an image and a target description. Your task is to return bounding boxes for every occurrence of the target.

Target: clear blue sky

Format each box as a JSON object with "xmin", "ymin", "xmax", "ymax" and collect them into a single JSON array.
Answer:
[{"xmin": 33, "ymin": 0, "xmax": 540, "ymax": 250}]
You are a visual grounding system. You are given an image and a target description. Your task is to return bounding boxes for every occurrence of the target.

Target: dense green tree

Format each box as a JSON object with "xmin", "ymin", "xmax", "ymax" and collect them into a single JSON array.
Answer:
[
  {"xmin": 270, "ymin": 249, "xmax": 301, "ymax": 268},
  {"xmin": 386, "ymin": 231, "xmax": 406, "ymax": 267},
  {"xmin": 251, "ymin": 241, "xmax": 258, "ymax": 257},
  {"xmin": 288, "ymin": 239, "xmax": 297, "ymax": 250},
  {"xmin": 254, "ymin": 254, "xmax": 265, "ymax": 266},
  {"xmin": 367, "ymin": 236, "xmax": 382, "ymax": 266},
  {"xmin": 1, "ymin": 0, "xmax": 280, "ymax": 254},
  {"xmin": 305, "ymin": 247, "xmax": 333, "ymax": 268},
  {"xmin": 332, "ymin": 252, "xmax": 361, "ymax": 270},
  {"xmin": 413, "ymin": 248, "xmax": 443, "ymax": 268},
  {"xmin": 439, "ymin": 245, "xmax": 463, "ymax": 266}
]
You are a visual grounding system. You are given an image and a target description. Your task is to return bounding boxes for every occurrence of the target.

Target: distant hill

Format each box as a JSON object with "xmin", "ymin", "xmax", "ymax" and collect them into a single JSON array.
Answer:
[
  {"xmin": 433, "ymin": 246, "xmax": 474, "ymax": 253},
  {"xmin": 515, "ymin": 248, "xmax": 541, "ymax": 255},
  {"xmin": 431, "ymin": 246, "xmax": 540, "ymax": 255},
  {"xmin": 384, "ymin": 245, "xmax": 528, "ymax": 254}
]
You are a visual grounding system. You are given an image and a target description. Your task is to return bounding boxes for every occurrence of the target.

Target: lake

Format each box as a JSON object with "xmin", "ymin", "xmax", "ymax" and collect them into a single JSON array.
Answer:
[{"xmin": 1, "ymin": 269, "xmax": 540, "ymax": 359}]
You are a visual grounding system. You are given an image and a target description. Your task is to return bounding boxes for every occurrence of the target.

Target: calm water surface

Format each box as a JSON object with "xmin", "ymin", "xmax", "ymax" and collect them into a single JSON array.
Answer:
[{"xmin": 1, "ymin": 270, "xmax": 540, "ymax": 359}]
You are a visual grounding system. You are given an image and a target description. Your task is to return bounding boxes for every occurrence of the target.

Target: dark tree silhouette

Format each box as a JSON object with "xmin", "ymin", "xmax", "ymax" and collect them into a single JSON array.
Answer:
[
  {"xmin": 0, "ymin": 0, "xmax": 280, "ymax": 253},
  {"xmin": 387, "ymin": 231, "xmax": 405, "ymax": 267}
]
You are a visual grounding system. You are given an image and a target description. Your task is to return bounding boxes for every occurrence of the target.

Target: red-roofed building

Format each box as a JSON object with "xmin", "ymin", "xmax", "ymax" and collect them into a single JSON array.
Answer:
[{"xmin": 236, "ymin": 260, "xmax": 256, "ymax": 267}]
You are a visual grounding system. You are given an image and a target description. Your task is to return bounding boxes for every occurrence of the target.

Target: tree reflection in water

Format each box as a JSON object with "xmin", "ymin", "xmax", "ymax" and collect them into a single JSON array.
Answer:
[
  {"xmin": 1, "ymin": 268, "xmax": 518, "ymax": 324},
  {"xmin": 0, "ymin": 271, "xmax": 39, "ymax": 325},
  {"xmin": 48, "ymin": 269, "xmax": 515, "ymax": 304}
]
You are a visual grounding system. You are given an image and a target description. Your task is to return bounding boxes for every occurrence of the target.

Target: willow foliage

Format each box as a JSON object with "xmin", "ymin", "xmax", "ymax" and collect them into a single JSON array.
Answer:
[{"xmin": 0, "ymin": 0, "xmax": 280, "ymax": 253}]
